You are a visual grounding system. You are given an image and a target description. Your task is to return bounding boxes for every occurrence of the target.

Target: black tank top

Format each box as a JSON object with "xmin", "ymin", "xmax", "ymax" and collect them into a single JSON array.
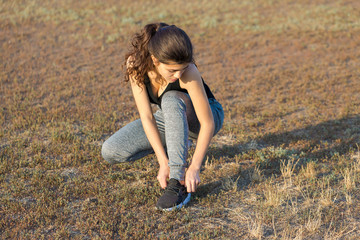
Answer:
[{"xmin": 144, "ymin": 75, "xmax": 215, "ymax": 106}]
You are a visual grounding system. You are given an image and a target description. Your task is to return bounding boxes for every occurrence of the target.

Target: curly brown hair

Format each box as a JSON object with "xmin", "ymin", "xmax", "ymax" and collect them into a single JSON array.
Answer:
[{"xmin": 124, "ymin": 23, "xmax": 194, "ymax": 87}]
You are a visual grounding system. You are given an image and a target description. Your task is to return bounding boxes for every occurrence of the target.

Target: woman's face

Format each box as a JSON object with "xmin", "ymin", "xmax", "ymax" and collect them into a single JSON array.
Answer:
[{"xmin": 154, "ymin": 59, "xmax": 190, "ymax": 84}]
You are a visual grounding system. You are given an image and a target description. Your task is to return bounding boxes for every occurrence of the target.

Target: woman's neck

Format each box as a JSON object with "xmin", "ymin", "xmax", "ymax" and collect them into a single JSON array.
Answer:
[
  {"xmin": 148, "ymin": 70, "xmax": 166, "ymax": 86},
  {"xmin": 147, "ymin": 70, "xmax": 168, "ymax": 98}
]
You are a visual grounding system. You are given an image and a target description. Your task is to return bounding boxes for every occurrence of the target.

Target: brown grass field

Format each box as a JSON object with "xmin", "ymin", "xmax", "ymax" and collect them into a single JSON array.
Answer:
[{"xmin": 1, "ymin": 0, "xmax": 360, "ymax": 239}]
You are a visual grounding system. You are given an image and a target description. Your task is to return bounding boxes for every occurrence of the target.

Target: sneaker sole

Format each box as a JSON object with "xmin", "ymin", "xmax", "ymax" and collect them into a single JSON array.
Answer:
[{"xmin": 157, "ymin": 193, "xmax": 191, "ymax": 211}]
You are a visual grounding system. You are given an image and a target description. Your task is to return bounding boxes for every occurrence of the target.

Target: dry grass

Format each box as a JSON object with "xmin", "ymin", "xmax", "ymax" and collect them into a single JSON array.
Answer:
[{"xmin": 1, "ymin": 0, "xmax": 360, "ymax": 239}]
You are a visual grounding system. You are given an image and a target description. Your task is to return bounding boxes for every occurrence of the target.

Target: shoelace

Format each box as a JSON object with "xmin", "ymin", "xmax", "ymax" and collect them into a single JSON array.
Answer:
[{"xmin": 166, "ymin": 180, "xmax": 182, "ymax": 194}]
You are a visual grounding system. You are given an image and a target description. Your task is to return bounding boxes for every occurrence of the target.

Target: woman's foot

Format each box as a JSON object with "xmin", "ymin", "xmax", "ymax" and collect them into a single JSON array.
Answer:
[{"xmin": 156, "ymin": 178, "xmax": 191, "ymax": 211}]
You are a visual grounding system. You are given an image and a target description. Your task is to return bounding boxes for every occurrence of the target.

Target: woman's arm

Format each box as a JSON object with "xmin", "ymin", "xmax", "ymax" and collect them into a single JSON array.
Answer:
[
  {"xmin": 129, "ymin": 77, "xmax": 170, "ymax": 189},
  {"xmin": 180, "ymin": 64, "xmax": 215, "ymax": 192}
]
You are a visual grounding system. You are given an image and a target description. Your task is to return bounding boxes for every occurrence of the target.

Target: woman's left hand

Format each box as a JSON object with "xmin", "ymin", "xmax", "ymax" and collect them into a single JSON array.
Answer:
[{"xmin": 185, "ymin": 166, "xmax": 200, "ymax": 192}]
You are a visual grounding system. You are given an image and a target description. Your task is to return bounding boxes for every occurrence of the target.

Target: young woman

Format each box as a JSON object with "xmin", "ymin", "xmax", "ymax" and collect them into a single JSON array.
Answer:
[{"xmin": 101, "ymin": 23, "xmax": 224, "ymax": 211}]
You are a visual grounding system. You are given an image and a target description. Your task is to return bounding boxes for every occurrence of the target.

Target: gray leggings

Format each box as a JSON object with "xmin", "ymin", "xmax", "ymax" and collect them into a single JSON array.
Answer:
[{"xmin": 101, "ymin": 91, "xmax": 224, "ymax": 181}]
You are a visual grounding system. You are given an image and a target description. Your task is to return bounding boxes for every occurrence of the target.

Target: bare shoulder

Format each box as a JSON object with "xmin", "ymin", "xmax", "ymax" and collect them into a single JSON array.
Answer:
[
  {"xmin": 126, "ymin": 55, "xmax": 135, "ymax": 69},
  {"xmin": 180, "ymin": 63, "xmax": 202, "ymax": 85}
]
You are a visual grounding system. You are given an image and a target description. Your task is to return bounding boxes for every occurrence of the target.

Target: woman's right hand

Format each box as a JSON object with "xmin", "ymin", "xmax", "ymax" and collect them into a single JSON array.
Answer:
[{"xmin": 157, "ymin": 164, "xmax": 170, "ymax": 189}]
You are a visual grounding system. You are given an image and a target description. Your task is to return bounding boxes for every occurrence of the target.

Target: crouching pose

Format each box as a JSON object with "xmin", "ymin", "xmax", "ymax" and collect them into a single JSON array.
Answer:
[{"xmin": 102, "ymin": 23, "xmax": 224, "ymax": 211}]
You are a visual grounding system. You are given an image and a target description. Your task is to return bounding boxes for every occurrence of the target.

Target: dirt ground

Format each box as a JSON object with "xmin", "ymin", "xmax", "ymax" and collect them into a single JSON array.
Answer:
[{"xmin": 1, "ymin": 0, "xmax": 360, "ymax": 239}]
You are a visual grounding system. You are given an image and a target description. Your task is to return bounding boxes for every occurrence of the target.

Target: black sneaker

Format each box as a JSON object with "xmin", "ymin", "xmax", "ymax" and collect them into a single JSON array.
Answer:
[{"xmin": 156, "ymin": 178, "xmax": 191, "ymax": 211}]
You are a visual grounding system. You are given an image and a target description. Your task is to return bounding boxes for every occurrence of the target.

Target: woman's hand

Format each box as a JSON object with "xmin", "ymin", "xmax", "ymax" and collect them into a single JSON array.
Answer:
[
  {"xmin": 157, "ymin": 164, "xmax": 170, "ymax": 189},
  {"xmin": 185, "ymin": 165, "xmax": 201, "ymax": 193}
]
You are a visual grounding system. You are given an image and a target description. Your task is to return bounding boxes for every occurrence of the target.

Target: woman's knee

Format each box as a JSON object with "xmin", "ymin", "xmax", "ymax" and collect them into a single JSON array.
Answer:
[
  {"xmin": 101, "ymin": 140, "xmax": 129, "ymax": 164},
  {"xmin": 161, "ymin": 91, "xmax": 188, "ymax": 110}
]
